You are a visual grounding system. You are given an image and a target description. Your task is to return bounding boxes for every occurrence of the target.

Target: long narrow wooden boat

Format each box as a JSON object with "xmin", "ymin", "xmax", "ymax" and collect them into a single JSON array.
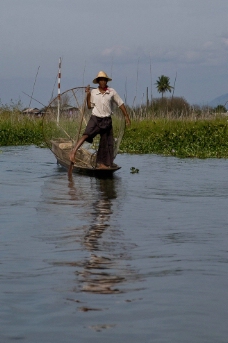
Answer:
[{"xmin": 51, "ymin": 139, "xmax": 121, "ymax": 176}]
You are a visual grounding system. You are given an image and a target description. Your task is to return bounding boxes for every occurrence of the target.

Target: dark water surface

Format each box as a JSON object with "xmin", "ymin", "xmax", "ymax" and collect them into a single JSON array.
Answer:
[{"xmin": 1, "ymin": 146, "xmax": 228, "ymax": 343}]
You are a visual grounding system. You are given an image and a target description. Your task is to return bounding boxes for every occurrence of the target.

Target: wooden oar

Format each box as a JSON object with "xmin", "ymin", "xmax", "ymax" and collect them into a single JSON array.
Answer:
[{"xmin": 68, "ymin": 86, "xmax": 89, "ymax": 179}]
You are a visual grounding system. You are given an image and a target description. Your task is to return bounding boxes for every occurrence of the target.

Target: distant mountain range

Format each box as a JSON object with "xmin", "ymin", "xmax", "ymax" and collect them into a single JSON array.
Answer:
[{"xmin": 208, "ymin": 93, "xmax": 228, "ymax": 109}]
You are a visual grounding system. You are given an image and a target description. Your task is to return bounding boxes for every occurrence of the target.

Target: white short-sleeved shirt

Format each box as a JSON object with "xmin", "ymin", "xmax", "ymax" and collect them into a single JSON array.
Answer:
[{"xmin": 90, "ymin": 87, "xmax": 124, "ymax": 118}]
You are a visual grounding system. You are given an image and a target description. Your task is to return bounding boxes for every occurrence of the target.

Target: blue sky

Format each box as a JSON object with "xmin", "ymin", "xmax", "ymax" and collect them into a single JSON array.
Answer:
[{"xmin": 1, "ymin": 0, "xmax": 228, "ymax": 107}]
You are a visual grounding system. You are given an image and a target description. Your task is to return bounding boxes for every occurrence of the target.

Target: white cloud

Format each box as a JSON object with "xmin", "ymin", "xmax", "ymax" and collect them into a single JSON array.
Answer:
[
  {"xmin": 101, "ymin": 46, "xmax": 129, "ymax": 57},
  {"xmin": 221, "ymin": 36, "xmax": 228, "ymax": 47},
  {"xmin": 183, "ymin": 51, "xmax": 203, "ymax": 63},
  {"xmin": 202, "ymin": 41, "xmax": 214, "ymax": 50}
]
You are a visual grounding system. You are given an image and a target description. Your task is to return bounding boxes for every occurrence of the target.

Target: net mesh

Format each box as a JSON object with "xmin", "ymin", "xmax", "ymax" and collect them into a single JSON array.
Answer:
[{"xmin": 42, "ymin": 87, "xmax": 125, "ymax": 168}]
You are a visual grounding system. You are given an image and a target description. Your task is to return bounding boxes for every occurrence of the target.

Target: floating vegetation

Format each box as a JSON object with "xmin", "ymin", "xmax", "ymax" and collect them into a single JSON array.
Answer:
[
  {"xmin": 1, "ymin": 102, "xmax": 228, "ymax": 159},
  {"xmin": 0, "ymin": 106, "xmax": 44, "ymax": 147},
  {"xmin": 130, "ymin": 167, "xmax": 139, "ymax": 173},
  {"xmin": 121, "ymin": 118, "xmax": 228, "ymax": 158}
]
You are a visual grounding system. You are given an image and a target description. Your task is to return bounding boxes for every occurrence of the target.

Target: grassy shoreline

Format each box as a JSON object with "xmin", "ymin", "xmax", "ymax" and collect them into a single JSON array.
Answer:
[
  {"xmin": 1, "ymin": 109, "xmax": 228, "ymax": 158},
  {"xmin": 0, "ymin": 110, "xmax": 44, "ymax": 147},
  {"xmin": 121, "ymin": 118, "xmax": 228, "ymax": 158}
]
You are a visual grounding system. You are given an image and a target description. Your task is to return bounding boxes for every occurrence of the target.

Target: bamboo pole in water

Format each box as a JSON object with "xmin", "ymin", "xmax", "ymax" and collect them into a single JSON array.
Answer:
[{"xmin": 57, "ymin": 58, "xmax": 61, "ymax": 124}]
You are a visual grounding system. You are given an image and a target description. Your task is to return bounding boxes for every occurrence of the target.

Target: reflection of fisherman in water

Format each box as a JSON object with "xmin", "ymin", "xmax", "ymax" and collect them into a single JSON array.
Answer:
[
  {"xmin": 81, "ymin": 177, "xmax": 126, "ymax": 294},
  {"xmin": 84, "ymin": 178, "xmax": 116, "ymax": 251},
  {"xmin": 67, "ymin": 175, "xmax": 136, "ymax": 296}
]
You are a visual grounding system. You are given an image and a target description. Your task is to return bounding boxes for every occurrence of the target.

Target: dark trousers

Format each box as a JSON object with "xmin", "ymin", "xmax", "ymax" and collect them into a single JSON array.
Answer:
[{"xmin": 83, "ymin": 115, "xmax": 114, "ymax": 166}]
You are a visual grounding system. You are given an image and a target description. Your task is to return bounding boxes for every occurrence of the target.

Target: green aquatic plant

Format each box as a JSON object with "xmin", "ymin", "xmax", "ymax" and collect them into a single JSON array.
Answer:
[
  {"xmin": 130, "ymin": 167, "xmax": 139, "ymax": 173},
  {"xmin": 121, "ymin": 118, "xmax": 228, "ymax": 158},
  {"xmin": 1, "ymin": 104, "xmax": 228, "ymax": 159},
  {"xmin": 0, "ymin": 109, "xmax": 44, "ymax": 147}
]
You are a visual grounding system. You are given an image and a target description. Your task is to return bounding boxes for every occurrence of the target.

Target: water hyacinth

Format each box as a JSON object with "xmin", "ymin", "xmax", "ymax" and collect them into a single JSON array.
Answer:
[
  {"xmin": 121, "ymin": 118, "xmax": 228, "ymax": 158},
  {"xmin": 130, "ymin": 167, "xmax": 139, "ymax": 173},
  {"xmin": 0, "ymin": 105, "xmax": 44, "ymax": 147},
  {"xmin": 1, "ymin": 102, "xmax": 228, "ymax": 158}
]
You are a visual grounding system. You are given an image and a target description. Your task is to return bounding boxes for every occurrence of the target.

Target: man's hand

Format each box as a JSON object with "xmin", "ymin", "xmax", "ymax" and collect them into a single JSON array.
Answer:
[
  {"xmin": 119, "ymin": 104, "xmax": 131, "ymax": 127},
  {"xmin": 85, "ymin": 85, "xmax": 92, "ymax": 108},
  {"xmin": 125, "ymin": 117, "xmax": 131, "ymax": 126},
  {"xmin": 85, "ymin": 85, "xmax": 90, "ymax": 94}
]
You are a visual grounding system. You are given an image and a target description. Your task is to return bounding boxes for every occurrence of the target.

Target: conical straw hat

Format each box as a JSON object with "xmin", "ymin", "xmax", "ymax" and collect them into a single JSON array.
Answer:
[{"xmin": 92, "ymin": 71, "xmax": 112, "ymax": 84}]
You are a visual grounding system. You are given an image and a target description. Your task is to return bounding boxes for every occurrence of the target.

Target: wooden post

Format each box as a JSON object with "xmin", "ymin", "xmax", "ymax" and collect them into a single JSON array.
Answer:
[
  {"xmin": 57, "ymin": 58, "xmax": 61, "ymax": 124},
  {"xmin": 146, "ymin": 87, "xmax": 149, "ymax": 107}
]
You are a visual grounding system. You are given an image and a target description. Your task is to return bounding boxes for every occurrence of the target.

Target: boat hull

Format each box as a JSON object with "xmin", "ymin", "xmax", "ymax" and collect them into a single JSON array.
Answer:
[{"xmin": 51, "ymin": 139, "xmax": 121, "ymax": 176}]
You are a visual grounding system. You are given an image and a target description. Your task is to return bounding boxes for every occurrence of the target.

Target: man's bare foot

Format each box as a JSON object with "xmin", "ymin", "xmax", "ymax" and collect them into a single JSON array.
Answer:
[{"xmin": 96, "ymin": 163, "xmax": 110, "ymax": 169}]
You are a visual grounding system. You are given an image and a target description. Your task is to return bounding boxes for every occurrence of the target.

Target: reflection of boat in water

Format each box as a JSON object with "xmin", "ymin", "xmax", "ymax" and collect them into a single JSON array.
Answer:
[{"xmin": 42, "ymin": 86, "xmax": 125, "ymax": 176}]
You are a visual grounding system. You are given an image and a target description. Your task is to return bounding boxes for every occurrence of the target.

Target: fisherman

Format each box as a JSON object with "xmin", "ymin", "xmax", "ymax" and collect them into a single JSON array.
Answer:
[{"xmin": 69, "ymin": 71, "xmax": 131, "ymax": 169}]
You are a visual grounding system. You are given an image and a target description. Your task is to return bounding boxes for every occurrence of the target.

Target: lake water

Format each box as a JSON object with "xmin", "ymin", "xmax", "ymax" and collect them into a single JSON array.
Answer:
[{"xmin": 0, "ymin": 145, "xmax": 228, "ymax": 343}]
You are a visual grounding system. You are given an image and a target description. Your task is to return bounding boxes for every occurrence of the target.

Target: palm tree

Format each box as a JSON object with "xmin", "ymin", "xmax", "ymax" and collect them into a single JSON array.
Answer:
[{"xmin": 155, "ymin": 75, "xmax": 173, "ymax": 98}]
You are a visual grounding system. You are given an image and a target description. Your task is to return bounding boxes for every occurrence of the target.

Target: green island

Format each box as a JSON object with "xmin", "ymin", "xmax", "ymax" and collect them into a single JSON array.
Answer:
[{"xmin": 1, "ymin": 98, "xmax": 228, "ymax": 159}]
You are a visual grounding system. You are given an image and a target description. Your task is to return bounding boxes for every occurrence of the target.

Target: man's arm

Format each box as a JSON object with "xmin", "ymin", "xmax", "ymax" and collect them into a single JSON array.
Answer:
[
  {"xmin": 119, "ymin": 103, "xmax": 131, "ymax": 126},
  {"xmin": 85, "ymin": 85, "xmax": 92, "ymax": 109},
  {"xmin": 112, "ymin": 90, "xmax": 131, "ymax": 126}
]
